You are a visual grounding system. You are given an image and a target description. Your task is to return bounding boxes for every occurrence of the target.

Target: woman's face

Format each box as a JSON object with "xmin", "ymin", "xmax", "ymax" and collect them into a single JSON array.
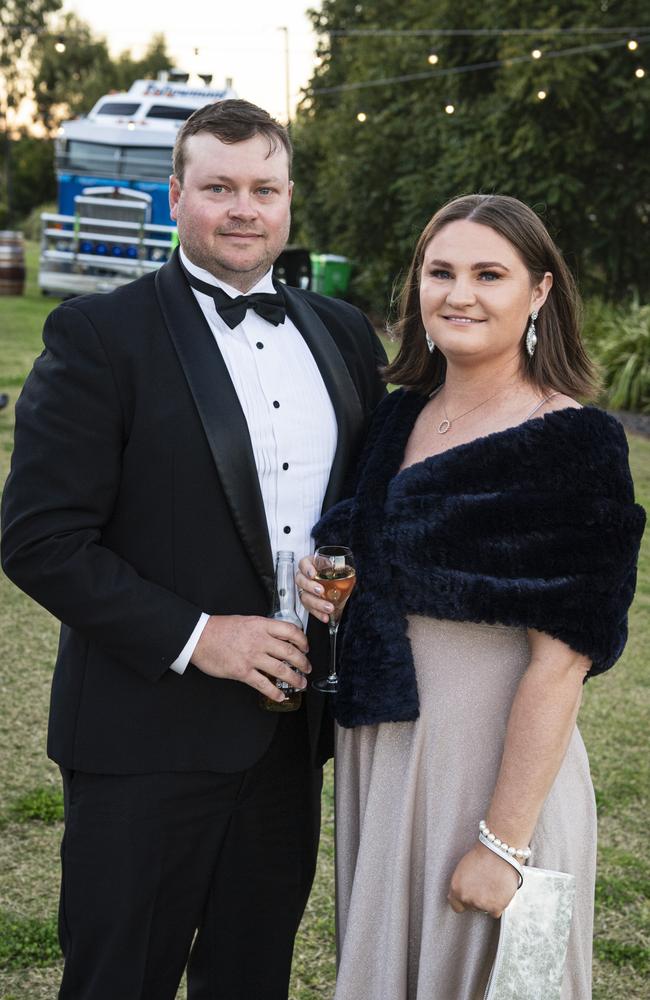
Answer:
[{"xmin": 419, "ymin": 220, "xmax": 552, "ymax": 367}]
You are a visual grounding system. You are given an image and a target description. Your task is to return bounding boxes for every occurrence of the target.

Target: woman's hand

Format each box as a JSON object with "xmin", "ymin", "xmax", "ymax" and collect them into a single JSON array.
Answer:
[
  {"xmin": 296, "ymin": 556, "xmax": 335, "ymax": 624},
  {"xmin": 447, "ymin": 842, "xmax": 520, "ymax": 918},
  {"xmin": 447, "ymin": 634, "xmax": 589, "ymax": 920}
]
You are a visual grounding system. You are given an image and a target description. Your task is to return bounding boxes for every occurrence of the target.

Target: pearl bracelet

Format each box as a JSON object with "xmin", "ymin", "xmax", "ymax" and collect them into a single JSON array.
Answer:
[{"xmin": 479, "ymin": 820, "xmax": 532, "ymax": 861}]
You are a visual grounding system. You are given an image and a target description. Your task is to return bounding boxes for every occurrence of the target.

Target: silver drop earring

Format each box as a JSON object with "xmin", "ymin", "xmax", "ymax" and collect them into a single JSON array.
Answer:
[
  {"xmin": 526, "ymin": 310, "xmax": 538, "ymax": 358},
  {"xmin": 425, "ymin": 332, "xmax": 436, "ymax": 354}
]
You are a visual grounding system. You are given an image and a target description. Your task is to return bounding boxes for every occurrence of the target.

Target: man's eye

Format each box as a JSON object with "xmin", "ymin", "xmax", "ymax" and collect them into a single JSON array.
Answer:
[
  {"xmin": 257, "ymin": 187, "xmax": 274, "ymax": 196},
  {"xmin": 210, "ymin": 185, "xmax": 225, "ymax": 194}
]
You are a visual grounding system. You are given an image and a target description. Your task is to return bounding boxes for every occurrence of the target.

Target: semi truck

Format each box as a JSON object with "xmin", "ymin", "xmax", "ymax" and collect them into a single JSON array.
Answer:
[{"xmin": 38, "ymin": 76, "xmax": 236, "ymax": 297}]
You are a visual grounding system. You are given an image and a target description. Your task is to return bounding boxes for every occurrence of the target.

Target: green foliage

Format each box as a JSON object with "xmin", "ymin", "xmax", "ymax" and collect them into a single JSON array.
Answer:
[
  {"xmin": 9, "ymin": 787, "xmax": 64, "ymax": 825},
  {"xmin": 595, "ymin": 872, "xmax": 650, "ymax": 908},
  {"xmin": 19, "ymin": 201, "xmax": 57, "ymax": 241},
  {"xmin": 0, "ymin": 2, "xmax": 62, "ymax": 114},
  {"xmin": 294, "ymin": 0, "xmax": 650, "ymax": 311},
  {"xmin": 583, "ymin": 299, "xmax": 650, "ymax": 412},
  {"xmin": 594, "ymin": 939, "xmax": 650, "ymax": 975},
  {"xmin": 32, "ymin": 14, "xmax": 174, "ymax": 132},
  {"xmin": 0, "ymin": 911, "xmax": 60, "ymax": 970},
  {"xmin": 0, "ymin": 1, "xmax": 63, "ymax": 225},
  {"xmin": 7, "ymin": 135, "xmax": 57, "ymax": 222},
  {"xmin": 31, "ymin": 12, "xmax": 115, "ymax": 132}
]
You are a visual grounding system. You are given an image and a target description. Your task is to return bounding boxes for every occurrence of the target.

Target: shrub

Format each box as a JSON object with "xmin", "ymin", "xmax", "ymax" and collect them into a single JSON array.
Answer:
[
  {"xmin": 19, "ymin": 202, "xmax": 57, "ymax": 242},
  {"xmin": 9, "ymin": 787, "xmax": 64, "ymax": 824},
  {"xmin": 583, "ymin": 299, "xmax": 650, "ymax": 413},
  {"xmin": 0, "ymin": 911, "xmax": 60, "ymax": 970}
]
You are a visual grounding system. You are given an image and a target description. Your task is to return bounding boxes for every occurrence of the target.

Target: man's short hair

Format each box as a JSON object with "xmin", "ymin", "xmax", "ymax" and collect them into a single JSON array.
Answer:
[{"xmin": 172, "ymin": 99, "xmax": 293, "ymax": 184}]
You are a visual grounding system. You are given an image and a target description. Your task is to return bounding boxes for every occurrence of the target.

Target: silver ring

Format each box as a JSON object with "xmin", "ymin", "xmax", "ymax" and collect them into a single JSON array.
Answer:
[{"xmin": 298, "ymin": 588, "xmax": 305, "ymax": 597}]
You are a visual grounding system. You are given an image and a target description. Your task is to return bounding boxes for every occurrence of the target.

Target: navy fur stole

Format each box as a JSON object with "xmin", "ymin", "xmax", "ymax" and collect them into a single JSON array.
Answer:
[{"xmin": 315, "ymin": 389, "xmax": 646, "ymax": 728}]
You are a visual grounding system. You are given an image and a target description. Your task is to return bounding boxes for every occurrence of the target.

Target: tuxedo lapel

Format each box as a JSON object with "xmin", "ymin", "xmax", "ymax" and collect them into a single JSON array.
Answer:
[
  {"xmin": 155, "ymin": 253, "xmax": 275, "ymax": 600},
  {"xmin": 282, "ymin": 285, "xmax": 364, "ymax": 513}
]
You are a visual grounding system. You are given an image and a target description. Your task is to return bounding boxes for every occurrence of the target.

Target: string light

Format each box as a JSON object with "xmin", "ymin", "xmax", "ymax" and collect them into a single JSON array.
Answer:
[
  {"xmin": 627, "ymin": 39, "xmax": 639, "ymax": 50},
  {"xmin": 445, "ymin": 104, "xmax": 455, "ymax": 114},
  {"xmin": 636, "ymin": 67, "xmax": 646, "ymax": 77},
  {"xmin": 54, "ymin": 38, "xmax": 66, "ymax": 53},
  {"xmin": 537, "ymin": 89, "xmax": 548, "ymax": 99},
  {"xmin": 531, "ymin": 48, "xmax": 543, "ymax": 59},
  {"xmin": 356, "ymin": 111, "xmax": 367, "ymax": 122},
  {"xmin": 328, "ymin": 27, "xmax": 650, "ymax": 38},
  {"xmin": 311, "ymin": 32, "xmax": 650, "ymax": 96},
  {"xmin": 428, "ymin": 52, "xmax": 439, "ymax": 65}
]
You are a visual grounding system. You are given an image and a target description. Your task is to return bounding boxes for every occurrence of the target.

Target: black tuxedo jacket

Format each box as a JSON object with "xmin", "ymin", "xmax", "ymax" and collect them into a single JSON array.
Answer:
[{"xmin": 1, "ymin": 251, "xmax": 386, "ymax": 774}]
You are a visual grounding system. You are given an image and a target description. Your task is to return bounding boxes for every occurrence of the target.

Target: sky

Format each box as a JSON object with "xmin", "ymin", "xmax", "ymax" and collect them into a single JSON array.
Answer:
[{"xmin": 61, "ymin": 0, "xmax": 320, "ymax": 121}]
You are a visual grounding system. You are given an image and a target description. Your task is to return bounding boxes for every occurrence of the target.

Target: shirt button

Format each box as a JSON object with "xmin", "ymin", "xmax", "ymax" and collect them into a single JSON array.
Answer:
[
  {"xmin": 256, "ymin": 342, "xmax": 264, "ymax": 349},
  {"xmin": 273, "ymin": 400, "xmax": 280, "ymax": 408},
  {"xmin": 282, "ymin": 462, "xmax": 289, "ymax": 471},
  {"xmin": 283, "ymin": 526, "xmax": 291, "ymax": 534}
]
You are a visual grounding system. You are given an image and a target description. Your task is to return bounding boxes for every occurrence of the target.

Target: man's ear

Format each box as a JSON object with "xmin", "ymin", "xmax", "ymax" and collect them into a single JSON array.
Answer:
[{"xmin": 169, "ymin": 175, "xmax": 181, "ymax": 221}]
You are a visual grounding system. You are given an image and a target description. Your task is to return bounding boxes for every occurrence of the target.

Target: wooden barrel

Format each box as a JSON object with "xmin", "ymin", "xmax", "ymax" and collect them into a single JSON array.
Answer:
[{"xmin": 0, "ymin": 231, "xmax": 26, "ymax": 296}]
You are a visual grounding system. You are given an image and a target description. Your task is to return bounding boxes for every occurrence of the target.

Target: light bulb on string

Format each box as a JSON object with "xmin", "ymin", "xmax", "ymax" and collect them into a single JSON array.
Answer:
[
  {"xmin": 628, "ymin": 40, "xmax": 639, "ymax": 51},
  {"xmin": 445, "ymin": 104, "xmax": 455, "ymax": 115},
  {"xmin": 537, "ymin": 90, "xmax": 547, "ymax": 100},
  {"xmin": 356, "ymin": 112, "xmax": 367, "ymax": 123},
  {"xmin": 55, "ymin": 37, "xmax": 66, "ymax": 53},
  {"xmin": 531, "ymin": 49, "xmax": 542, "ymax": 60},
  {"xmin": 636, "ymin": 67, "xmax": 646, "ymax": 78},
  {"xmin": 428, "ymin": 52, "xmax": 439, "ymax": 65}
]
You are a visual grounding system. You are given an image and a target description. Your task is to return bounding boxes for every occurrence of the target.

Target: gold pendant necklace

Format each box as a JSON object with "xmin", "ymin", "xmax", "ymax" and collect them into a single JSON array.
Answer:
[{"xmin": 437, "ymin": 386, "xmax": 508, "ymax": 434}]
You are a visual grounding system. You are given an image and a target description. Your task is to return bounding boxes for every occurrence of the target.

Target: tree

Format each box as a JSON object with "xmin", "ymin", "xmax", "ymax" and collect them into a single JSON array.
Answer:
[
  {"xmin": 113, "ymin": 34, "xmax": 173, "ymax": 93},
  {"xmin": 33, "ymin": 16, "xmax": 173, "ymax": 132},
  {"xmin": 32, "ymin": 12, "xmax": 115, "ymax": 133},
  {"xmin": 293, "ymin": 0, "xmax": 650, "ymax": 309},
  {"xmin": 0, "ymin": 0, "xmax": 61, "ymax": 223},
  {"xmin": 9, "ymin": 129, "xmax": 56, "ymax": 220}
]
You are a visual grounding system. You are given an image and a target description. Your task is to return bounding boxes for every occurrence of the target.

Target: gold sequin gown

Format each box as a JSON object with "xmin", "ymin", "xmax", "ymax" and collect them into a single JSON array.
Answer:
[{"xmin": 334, "ymin": 617, "xmax": 596, "ymax": 999}]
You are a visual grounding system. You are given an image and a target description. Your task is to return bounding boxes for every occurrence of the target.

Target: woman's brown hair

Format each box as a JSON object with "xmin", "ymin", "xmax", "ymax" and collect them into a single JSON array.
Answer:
[{"xmin": 383, "ymin": 194, "xmax": 600, "ymax": 399}]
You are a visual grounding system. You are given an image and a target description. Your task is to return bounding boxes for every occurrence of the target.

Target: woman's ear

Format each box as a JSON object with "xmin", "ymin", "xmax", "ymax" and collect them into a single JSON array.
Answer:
[{"xmin": 531, "ymin": 271, "xmax": 553, "ymax": 313}]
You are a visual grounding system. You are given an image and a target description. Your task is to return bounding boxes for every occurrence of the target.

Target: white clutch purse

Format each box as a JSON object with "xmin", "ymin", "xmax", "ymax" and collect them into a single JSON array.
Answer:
[{"xmin": 484, "ymin": 863, "xmax": 576, "ymax": 1000}]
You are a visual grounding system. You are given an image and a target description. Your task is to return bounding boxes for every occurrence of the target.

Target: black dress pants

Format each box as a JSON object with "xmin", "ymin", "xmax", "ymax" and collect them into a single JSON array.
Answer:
[{"xmin": 58, "ymin": 708, "xmax": 322, "ymax": 1000}]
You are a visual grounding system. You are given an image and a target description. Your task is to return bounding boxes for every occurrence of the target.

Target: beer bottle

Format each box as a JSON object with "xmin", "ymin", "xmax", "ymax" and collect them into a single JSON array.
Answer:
[{"xmin": 259, "ymin": 550, "xmax": 304, "ymax": 712}]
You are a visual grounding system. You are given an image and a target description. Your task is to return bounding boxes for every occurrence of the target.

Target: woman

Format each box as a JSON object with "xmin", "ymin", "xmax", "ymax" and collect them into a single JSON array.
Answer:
[{"xmin": 298, "ymin": 194, "xmax": 645, "ymax": 999}]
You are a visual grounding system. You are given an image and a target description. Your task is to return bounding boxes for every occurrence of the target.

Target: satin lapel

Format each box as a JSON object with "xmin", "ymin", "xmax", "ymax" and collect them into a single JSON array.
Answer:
[
  {"xmin": 155, "ymin": 253, "xmax": 274, "ymax": 599},
  {"xmin": 282, "ymin": 286, "xmax": 364, "ymax": 513}
]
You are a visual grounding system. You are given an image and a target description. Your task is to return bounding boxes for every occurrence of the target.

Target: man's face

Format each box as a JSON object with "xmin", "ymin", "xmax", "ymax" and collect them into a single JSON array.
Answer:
[{"xmin": 169, "ymin": 132, "xmax": 293, "ymax": 293}]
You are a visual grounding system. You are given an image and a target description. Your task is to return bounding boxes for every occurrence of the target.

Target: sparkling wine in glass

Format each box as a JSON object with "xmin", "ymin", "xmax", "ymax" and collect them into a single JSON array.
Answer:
[{"xmin": 312, "ymin": 546, "xmax": 356, "ymax": 695}]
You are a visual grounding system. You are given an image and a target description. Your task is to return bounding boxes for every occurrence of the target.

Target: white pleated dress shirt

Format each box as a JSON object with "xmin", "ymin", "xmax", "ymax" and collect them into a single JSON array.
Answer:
[{"xmin": 170, "ymin": 248, "xmax": 338, "ymax": 673}]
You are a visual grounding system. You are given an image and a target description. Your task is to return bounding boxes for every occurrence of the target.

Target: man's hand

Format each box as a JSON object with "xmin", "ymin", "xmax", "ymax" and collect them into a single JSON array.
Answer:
[{"xmin": 190, "ymin": 615, "xmax": 311, "ymax": 704}]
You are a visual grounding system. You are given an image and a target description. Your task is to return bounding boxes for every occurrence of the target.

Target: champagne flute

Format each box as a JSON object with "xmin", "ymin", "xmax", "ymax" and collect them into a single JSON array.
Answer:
[{"xmin": 312, "ymin": 546, "xmax": 356, "ymax": 695}]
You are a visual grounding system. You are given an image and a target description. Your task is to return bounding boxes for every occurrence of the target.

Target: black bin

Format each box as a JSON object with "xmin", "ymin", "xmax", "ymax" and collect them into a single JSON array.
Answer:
[{"xmin": 274, "ymin": 246, "xmax": 311, "ymax": 289}]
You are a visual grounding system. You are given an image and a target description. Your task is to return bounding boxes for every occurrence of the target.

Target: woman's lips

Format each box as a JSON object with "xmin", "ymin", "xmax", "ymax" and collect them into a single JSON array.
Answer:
[{"xmin": 442, "ymin": 315, "xmax": 486, "ymax": 324}]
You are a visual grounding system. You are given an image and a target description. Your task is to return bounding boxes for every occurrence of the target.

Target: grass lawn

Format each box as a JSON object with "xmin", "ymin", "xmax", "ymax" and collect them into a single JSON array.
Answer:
[{"xmin": 0, "ymin": 244, "xmax": 648, "ymax": 998}]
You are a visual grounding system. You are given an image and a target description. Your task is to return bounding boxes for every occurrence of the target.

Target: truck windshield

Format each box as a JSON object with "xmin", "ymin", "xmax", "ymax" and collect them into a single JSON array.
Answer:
[
  {"xmin": 60, "ymin": 140, "xmax": 172, "ymax": 182},
  {"xmin": 96, "ymin": 102, "xmax": 141, "ymax": 116},
  {"xmin": 146, "ymin": 105, "xmax": 195, "ymax": 121}
]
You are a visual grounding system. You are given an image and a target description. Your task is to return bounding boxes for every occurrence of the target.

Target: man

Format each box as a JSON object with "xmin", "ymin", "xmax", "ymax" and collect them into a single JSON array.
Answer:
[{"xmin": 1, "ymin": 100, "xmax": 385, "ymax": 1000}]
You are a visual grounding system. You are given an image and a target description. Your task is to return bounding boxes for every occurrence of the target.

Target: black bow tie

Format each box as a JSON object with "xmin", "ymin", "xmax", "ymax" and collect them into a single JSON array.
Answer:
[{"xmin": 181, "ymin": 263, "xmax": 286, "ymax": 330}]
